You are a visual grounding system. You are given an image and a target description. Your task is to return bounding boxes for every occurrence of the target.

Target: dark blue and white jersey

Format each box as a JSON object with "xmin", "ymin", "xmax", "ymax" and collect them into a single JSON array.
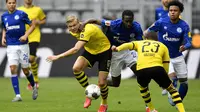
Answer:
[
  {"xmin": 101, "ymin": 19, "xmax": 143, "ymax": 46},
  {"xmin": 155, "ymin": 6, "xmax": 169, "ymax": 20},
  {"xmin": 1, "ymin": 10, "xmax": 31, "ymax": 45},
  {"xmin": 148, "ymin": 17, "xmax": 192, "ymax": 58}
]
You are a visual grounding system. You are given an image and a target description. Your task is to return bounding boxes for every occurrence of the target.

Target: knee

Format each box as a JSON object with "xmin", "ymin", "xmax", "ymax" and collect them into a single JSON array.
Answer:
[
  {"xmin": 98, "ymin": 80, "xmax": 107, "ymax": 87},
  {"xmin": 72, "ymin": 66, "xmax": 82, "ymax": 73},
  {"xmin": 10, "ymin": 66, "xmax": 17, "ymax": 74},
  {"xmin": 168, "ymin": 72, "xmax": 176, "ymax": 78},
  {"xmin": 29, "ymin": 56, "xmax": 35, "ymax": 63},
  {"xmin": 22, "ymin": 68, "xmax": 30, "ymax": 76}
]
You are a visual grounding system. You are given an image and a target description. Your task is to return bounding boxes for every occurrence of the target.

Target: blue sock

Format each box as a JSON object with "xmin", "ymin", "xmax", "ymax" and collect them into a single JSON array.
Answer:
[
  {"xmin": 11, "ymin": 75, "xmax": 20, "ymax": 95},
  {"xmin": 27, "ymin": 73, "xmax": 35, "ymax": 87},
  {"xmin": 172, "ymin": 77, "xmax": 178, "ymax": 88},
  {"xmin": 178, "ymin": 82, "xmax": 188, "ymax": 100}
]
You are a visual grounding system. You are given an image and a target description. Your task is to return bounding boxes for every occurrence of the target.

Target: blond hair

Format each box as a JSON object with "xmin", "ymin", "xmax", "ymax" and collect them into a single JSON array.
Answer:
[{"xmin": 66, "ymin": 15, "xmax": 79, "ymax": 24}]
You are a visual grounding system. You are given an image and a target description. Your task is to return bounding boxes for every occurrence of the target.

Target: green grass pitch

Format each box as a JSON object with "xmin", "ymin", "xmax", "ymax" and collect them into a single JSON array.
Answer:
[{"xmin": 0, "ymin": 78, "xmax": 200, "ymax": 112}]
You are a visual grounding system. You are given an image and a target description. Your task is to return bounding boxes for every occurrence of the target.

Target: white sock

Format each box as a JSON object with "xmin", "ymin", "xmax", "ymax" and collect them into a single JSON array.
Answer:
[{"xmin": 16, "ymin": 94, "xmax": 21, "ymax": 97}]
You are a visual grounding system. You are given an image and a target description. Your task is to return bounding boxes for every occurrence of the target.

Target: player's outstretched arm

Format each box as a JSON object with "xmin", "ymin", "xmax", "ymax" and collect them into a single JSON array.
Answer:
[
  {"xmin": 1, "ymin": 29, "xmax": 6, "ymax": 46},
  {"xmin": 80, "ymin": 19, "xmax": 102, "ymax": 31},
  {"xmin": 46, "ymin": 41, "xmax": 86, "ymax": 62},
  {"xmin": 19, "ymin": 20, "xmax": 36, "ymax": 42},
  {"xmin": 115, "ymin": 42, "xmax": 134, "ymax": 52}
]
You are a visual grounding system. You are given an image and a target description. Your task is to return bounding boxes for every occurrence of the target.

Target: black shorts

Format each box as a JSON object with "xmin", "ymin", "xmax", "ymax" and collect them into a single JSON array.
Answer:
[
  {"xmin": 81, "ymin": 49, "xmax": 112, "ymax": 72},
  {"xmin": 29, "ymin": 42, "xmax": 39, "ymax": 56},
  {"xmin": 136, "ymin": 66, "xmax": 172, "ymax": 89}
]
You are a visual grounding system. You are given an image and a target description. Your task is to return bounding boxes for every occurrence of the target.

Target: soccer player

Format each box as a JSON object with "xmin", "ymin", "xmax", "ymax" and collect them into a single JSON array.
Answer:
[
  {"xmin": 155, "ymin": 0, "xmax": 179, "ymax": 96},
  {"xmin": 145, "ymin": 0, "xmax": 192, "ymax": 106},
  {"xmin": 18, "ymin": 0, "xmax": 46, "ymax": 90},
  {"xmin": 112, "ymin": 32, "xmax": 186, "ymax": 112},
  {"xmin": 83, "ymin": 10, "xmax": 143, "ymax": 87},
  {"xmin": 1, "ymin": 0, "xmax": 38, "ymax": 102},
  {"xmin": 155, "ymin": 0, "xmax": 174, "ymax": 20},
  {"xmin": 46, "ymin": 15, "xmax": 111, "ymax": 112}
]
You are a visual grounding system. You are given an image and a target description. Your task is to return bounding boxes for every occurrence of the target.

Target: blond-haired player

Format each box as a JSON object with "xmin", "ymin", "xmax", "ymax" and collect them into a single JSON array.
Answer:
[{"xmin": 46, "ymin": 15, "xmax": 111, "ymax": 112}]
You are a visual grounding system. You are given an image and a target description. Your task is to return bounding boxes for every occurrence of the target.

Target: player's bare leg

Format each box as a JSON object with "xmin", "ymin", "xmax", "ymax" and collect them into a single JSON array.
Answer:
[
  {"xmin": 27, "ymin": 55, "xmax": 39, "ymax": 90},
  {"xmin": 72, "ymin": 57, "xmax": 91, "ymax": 108},
  {"xmin": 22, "ymin": 68, "xmax": 38, "ymax": 100},
  {"xmin": 98, "ymin": 71, "xmax": 108, "ymax": 112}
]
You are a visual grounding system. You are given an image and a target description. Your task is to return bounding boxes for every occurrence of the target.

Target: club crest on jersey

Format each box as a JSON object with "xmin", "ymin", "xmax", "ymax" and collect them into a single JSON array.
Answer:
[
  {"xmin": 14, "ymin": 15, "xmax": 19, "ymax": 20},
  {"xmin": 158, "ymin": 13, "xmax": 162, "ymax": 17},
  {"xmin": 177, "ymin": 27, "xmax": 182, "ymax": 33},
  {"xmin": 4, "ymin": 18, "xmax": 7, "ymax": 21},
  {"xmin": 164, "ymin": 26, "xmax": 167, "ymax": 30},
  {"xmin": 130, "ymin": 33, "xmax": 135, "ymax": 38},
  {"xmin": 80, "ymin": 34, "xmax": 84, "ymax": 38},
  {"xmin": 105, "ymin": 20, "xmax": 111, "ymax": 26}
]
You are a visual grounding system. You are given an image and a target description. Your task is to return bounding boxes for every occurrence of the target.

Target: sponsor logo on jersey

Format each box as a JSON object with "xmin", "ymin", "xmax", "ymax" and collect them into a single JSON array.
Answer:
[
  {"xmin": 6, "ymin": 25, "xmax": 20, "ymax": 30},
  {"xmin": 163, "ymin": 32, "xmax": 180, "ymax": 41}
]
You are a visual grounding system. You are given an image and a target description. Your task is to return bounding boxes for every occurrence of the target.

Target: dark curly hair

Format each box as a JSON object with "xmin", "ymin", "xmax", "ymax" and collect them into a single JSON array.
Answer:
[
  {"xmin": 122, "ymin": 10, "xmax": 134, "ymax": 19},
  {"xmin": 167, "ymin": 0, "xmax": 184, "ymax": 12}
]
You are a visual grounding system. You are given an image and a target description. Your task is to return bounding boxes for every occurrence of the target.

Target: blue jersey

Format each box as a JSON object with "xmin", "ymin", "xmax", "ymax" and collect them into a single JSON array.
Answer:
[
  {"xmin": 148, "ymin": 17, "xmax": 192, "ymax": 58},
  {"xmin": 101, "ymin": 19, "xmax": 143, "ymax": 46},
  {"xmin": 1, "ymin": 10, "xmax": 31, "ymax": 45},
  {"xmin": 155, "ymin": 6, "xmax": 169, "ymax": 20}
]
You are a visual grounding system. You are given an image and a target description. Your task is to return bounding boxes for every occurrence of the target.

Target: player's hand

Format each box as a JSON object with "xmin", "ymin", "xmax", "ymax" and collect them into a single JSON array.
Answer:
[
  {"xmin": 179, "ymin": 45, "xmax": 186, "ymax": 52},
  {"xmin": 1, "ymin": 38, "xmax": 6, "ymax": 46},
  {"xmin": 19, "ymin": 35, "xmax": 28, "ymax": 42},
  {"xmin": 46, "ymin": 55, "xmax": 59, "ymax": 62},
  {"xmin": 111, "ymin": 46, "xmax": 118, "ymax": 52}
]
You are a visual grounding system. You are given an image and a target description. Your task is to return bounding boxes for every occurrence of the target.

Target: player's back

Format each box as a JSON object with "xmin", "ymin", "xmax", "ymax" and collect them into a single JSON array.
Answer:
[
  {"xmin": 133, "ymin": 40, "xmax": 169, "ymax": 70},
  {"xmin": 70, "ymin": 24, "xmax": 111, "ymax": 55}
]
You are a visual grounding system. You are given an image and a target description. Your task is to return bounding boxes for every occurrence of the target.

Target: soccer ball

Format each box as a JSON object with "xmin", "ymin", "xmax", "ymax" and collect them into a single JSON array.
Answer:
[{"xmin": 85, "ymin": 84, "xmax": 101, "ymax": 100}]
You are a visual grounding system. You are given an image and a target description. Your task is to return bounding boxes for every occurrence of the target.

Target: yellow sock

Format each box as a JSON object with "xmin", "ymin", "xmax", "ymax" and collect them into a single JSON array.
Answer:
[
  {"xmin": 101, "ymin": 98, "xmax": 107, "ymax": 105},
  {"xmin": 31, "ymin": 61, "xmax": 39, "ymax": 82},
  {"xmin": 176, "ymin": 103, "xmax": 185, "ymax": 112},
  {"xmin": 147, "ymin": 102, "xmax": 155, "ymax": 111},
  {"xmin": 34, "ymin": 75, "xmax": 39, "ymax": 82}
]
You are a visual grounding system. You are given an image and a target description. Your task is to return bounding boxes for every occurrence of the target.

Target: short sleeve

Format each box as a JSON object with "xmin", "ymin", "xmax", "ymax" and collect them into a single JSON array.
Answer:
[
  {"xmin": 148, "ymin": 20, "xmax": 161, "ymax": 32},
  {"xmin": 101, "ymin": 19, "xmax": 117, "ymax": 28},
  {"xmin": 38, "ymin": 7, "xmax": 46, "ymax": 20},
  {"xmin": 21, "ymin": 11, "xmax": 31, "ymax": 25}
]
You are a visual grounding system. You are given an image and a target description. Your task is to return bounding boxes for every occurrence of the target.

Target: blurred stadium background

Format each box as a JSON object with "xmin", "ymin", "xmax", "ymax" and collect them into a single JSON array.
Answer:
[{"xmin": 0, "ymin": 0, "xmax": 200, "ymax": 78}]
